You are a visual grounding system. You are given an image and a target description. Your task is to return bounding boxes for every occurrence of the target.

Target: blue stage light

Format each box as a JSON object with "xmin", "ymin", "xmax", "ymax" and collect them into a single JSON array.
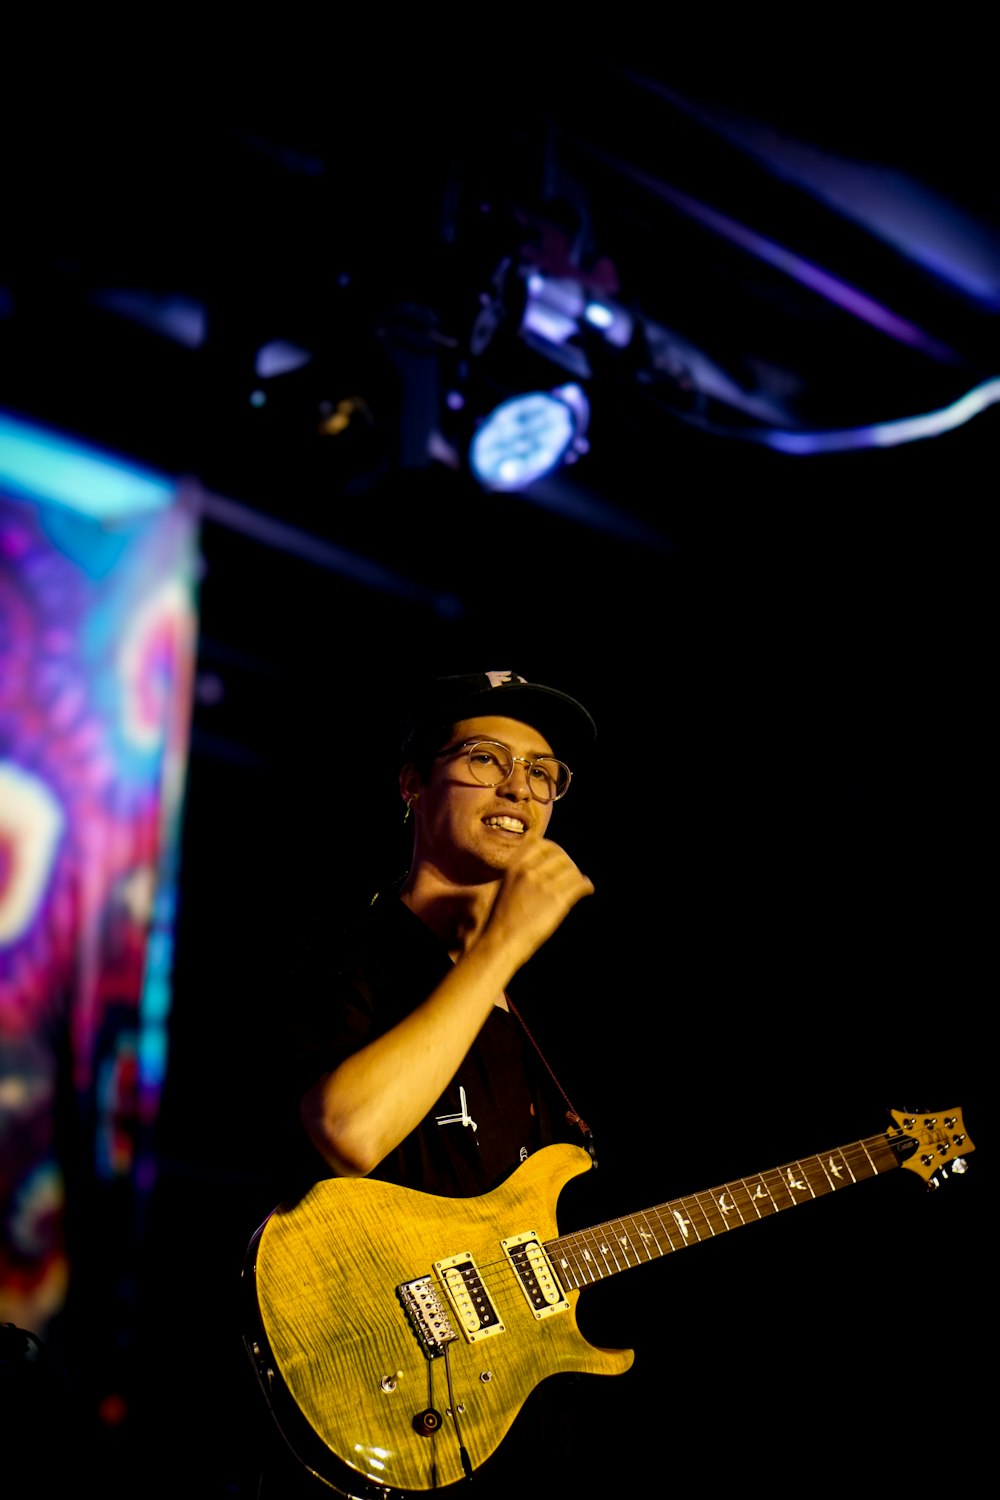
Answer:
[{"xmin": 469, "ymin": 386, "xmax": 587, "ymax": 492}]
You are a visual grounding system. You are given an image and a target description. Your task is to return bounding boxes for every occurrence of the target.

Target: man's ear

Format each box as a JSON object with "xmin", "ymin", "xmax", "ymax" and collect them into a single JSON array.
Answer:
[{"xmin": 399, "ymin": 764, "xmax": 423, "ymax": 804}]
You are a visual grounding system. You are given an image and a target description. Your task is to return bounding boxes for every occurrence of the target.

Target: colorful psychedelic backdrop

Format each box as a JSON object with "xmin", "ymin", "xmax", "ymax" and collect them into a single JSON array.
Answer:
[{"xmin": 0, "ymin": 472, "xmax": 198, "ymax": 1412}]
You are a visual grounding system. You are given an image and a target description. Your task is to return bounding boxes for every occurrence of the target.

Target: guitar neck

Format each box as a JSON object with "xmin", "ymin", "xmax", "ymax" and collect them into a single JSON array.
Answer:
[{"xmin": 549, "ymin": 1130, "xmax": 903, "ymax": 1289}]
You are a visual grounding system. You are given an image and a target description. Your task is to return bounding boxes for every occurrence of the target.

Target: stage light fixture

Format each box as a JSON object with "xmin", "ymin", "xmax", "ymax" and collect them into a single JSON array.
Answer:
[{"xmin": 468, "ymin": 384, "xmax": 589, "ymax": 492}]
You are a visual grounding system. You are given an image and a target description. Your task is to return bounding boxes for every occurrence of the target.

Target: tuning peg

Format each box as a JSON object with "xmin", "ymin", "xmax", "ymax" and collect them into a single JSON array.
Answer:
[{"xmin": 951, "ymin": 1157, "xmax": 969, "ymax": 1175}]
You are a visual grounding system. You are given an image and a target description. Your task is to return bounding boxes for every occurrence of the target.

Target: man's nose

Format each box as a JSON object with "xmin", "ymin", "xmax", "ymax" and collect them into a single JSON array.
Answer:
[{"xmin": 499, "ymin": 759, "xmax": 533, "ymax": 798}]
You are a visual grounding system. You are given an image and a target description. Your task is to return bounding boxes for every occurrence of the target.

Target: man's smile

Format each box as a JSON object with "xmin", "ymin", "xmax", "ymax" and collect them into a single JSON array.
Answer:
[{"xmin": 483, "ymin": 815, "xmax": 527, "ymax": 835}]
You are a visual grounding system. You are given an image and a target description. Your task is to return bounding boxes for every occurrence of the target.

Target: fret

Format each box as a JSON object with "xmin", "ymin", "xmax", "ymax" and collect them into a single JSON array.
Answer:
[
  {"xmin": 589, "ymin": 1226, "xmax": 625, "ymax": 1275},
  {"xmin": 692, "ymin": 1190, "xmax": 727, "ymax": 1236},
  {"xmin": 748, "ymin": 1170, "xmax": 783, "ymax": 1214},
  {"xmin": 601, "ymin": 1220, "xmax": 637, "ymax": 1268},
  {"xmin": 857, "ymin": 1140, "xmax": 893, "ymax": 1176},
  {"xmin": 711, "ymin": 1182, "xmax": 748, "ymax": 1227},
  {"xmin": 638, "ymin": 1209, "xmax": 675, "ymax": 1255},
  {"xmin": 839, "ymin": 1146, "xmax": 863, "ymax": 1182},
  {"xmin": 791, "ymin": 1159, "xmax": 818, "ymax": 1199},
  {"xmin": 552, "ymin": 1237, "xmax": 590, "ymax": 1290},
  {"xmin": 609, "ymin": 1216, "xmax": 655, "ymax": 1264},
  {"xmin": 731, "ymin": 1177, "xmax": 769, "ymax": 1219},
  {"xmin": 843, "ymin": 1142, "xmax": 880, "ymax": 1180},
  {"xmin": 668, "ymin": 1196, "xmax": 705, "ymax": 1245},
  {"xmin": 641, "ymin": 1207, "xmax": 678, "ymax": 1251},
  {"xmin": 774, "ymin": 1163, "xmax": 809, "ymax": 1205},
  {"xmin": 557, "ymin": 1255, "xmax": 579, "ymax": 1290},
  {"xmin": 838, "ymin": 1146, "xmax": 867, "ymax": 1182},
  {"xmin": 575, "ymin": 1229, "xmax": 605, "ymax": 1282},
  {"xmin": 812, "ymin": 1152, "xmax": 839, "ymax": 1192}
]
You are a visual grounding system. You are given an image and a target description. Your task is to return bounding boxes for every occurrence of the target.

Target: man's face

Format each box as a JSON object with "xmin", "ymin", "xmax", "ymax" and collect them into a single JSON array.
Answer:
[{"xmin": 408, "ymin": 714, "xmax": 558, "ymax": 882}]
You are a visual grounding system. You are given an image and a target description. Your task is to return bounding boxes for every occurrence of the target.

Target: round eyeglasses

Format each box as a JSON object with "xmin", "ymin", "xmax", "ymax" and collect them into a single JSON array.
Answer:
[{"xmin": 436, "ymin": 740, "xmax": 572, "ymax": 802}]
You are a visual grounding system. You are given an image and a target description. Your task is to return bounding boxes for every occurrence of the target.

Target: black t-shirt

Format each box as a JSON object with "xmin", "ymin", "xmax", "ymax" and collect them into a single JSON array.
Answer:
[{"xmin": 283, "ymin": 883, "xmax": 580, "ymax": 1198}]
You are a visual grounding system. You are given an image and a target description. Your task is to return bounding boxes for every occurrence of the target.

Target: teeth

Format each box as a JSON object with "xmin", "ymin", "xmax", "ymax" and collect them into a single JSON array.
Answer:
[{"xmin": 484, "ymin": 816, "xmax": 525, "ymax": 833}]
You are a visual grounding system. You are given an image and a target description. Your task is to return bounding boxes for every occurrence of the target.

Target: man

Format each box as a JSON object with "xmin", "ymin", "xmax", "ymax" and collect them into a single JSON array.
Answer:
[
  {"xmin": 253, "ymin": 669, "xmax": 602, "ymax": 1495},
  {"xmin": 299, "ymin": 668, "xmax": 597, "ymax": 1190}
]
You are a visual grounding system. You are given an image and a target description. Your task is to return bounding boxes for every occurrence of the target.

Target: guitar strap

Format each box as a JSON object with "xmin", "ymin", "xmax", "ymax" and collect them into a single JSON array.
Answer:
[{"xmin": 505, "ymin": 993, "xmax": 598, "ymax": 1168}]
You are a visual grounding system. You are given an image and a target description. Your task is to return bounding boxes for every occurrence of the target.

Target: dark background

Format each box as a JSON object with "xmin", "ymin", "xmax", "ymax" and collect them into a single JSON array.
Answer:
[{"xmin": 2, "ymin": 38, "xmax": 989, "ymax": 1497}]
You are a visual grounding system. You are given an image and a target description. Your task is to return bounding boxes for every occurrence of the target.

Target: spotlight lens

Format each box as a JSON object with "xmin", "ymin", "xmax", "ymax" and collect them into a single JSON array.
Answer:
[{"xmin": 469, "ymin": 392, "xmax": 576, "ymax": 491}]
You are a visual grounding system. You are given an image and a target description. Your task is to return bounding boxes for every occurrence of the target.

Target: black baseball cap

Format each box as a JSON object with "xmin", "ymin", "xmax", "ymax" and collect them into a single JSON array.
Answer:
[{"xmin": 399, "ymin": 670, "xmax": 597, "ymax": 767}]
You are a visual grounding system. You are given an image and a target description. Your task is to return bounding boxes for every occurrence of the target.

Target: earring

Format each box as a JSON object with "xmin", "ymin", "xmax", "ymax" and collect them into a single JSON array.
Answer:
[{"xmin": 403, "ymin": 792, "xmax": 420, "ymax": 824}]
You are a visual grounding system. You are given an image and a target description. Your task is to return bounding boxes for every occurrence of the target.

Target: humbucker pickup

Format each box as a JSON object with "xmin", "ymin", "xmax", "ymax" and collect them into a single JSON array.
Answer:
[{"xmin": 502, "ymin": 1230, "xmax": 569, "ymax": 1318}]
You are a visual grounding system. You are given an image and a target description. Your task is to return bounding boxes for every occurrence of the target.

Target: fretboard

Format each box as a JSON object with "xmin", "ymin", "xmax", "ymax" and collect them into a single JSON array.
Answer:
[{"xmin": 548, "ymin": 1131, "xmax": 901, "ymax": 1290}]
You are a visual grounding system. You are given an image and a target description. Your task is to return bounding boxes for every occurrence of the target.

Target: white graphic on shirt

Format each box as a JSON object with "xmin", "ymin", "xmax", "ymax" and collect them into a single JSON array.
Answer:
[{"xmin": 435, "ymin": 1085, "xmax": 477, "ymax": 1132}]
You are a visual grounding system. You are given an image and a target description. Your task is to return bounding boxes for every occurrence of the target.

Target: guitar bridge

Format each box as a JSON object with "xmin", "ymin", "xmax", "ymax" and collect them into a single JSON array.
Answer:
[
  {"xmin": 397, "ymin": 1275, "xmax": 458, "ymax": 1358},
  {"xmin": 398, "ymin": 1253, "xmax": 504, "ymax": 1358}
]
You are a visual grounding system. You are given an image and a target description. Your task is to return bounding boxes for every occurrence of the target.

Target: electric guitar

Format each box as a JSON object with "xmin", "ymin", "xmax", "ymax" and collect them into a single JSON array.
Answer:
[{"xmin": 243, "ymin": 1107, "xmax": 974, "ymax": 1496}]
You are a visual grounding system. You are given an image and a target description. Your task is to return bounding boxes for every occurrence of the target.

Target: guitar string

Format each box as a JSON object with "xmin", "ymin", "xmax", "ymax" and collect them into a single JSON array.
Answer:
[
  {"xmin": 546, "ymin": 1132, "xmax": 919, "ymax": 1283},
  {"xmin": 410, "ymin": 1132, "xmax": 909, "ymax": 1320},
  {"xmin": 316, "ymin": 1133, "xmax": 898, "ymax": 1372},
  {"xmin": 374, "ymin": 1133, "xmax": 908, "ymax": 1353},
  {"xmin": 588, "ymin": 1128, "xmax": 940, "ymax": 1271},
  {"xmin": 507, "ymin": 1132, "xmax": 892, "ymax": 1263}
]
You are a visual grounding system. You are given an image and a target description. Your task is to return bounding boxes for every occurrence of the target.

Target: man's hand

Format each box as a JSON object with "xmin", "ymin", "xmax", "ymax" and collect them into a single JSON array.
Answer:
[{"xmin": 482, "ymin": 838, "xmax": 594, "ymax": 966}]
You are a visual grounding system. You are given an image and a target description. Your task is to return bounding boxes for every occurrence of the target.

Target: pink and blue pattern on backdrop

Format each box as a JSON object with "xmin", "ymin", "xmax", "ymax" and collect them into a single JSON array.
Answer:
[{"xmin": 0, "ymin": 423, "xmax": 198, "ymax": 1353}]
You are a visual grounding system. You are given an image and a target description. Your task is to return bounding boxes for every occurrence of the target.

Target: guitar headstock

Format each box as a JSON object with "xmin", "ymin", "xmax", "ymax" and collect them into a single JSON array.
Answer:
[{"xmin": 889, "ymin": 1108, "xmax": 975, "ymax": 1186}]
